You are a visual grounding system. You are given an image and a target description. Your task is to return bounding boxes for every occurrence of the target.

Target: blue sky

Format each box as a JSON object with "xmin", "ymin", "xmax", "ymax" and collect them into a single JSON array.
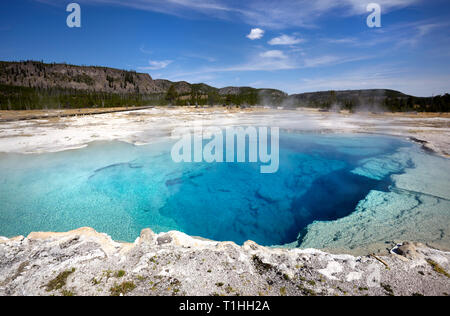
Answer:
[{"xmin": 0, "ymin": 0, "xmax": 449, "ymax": 96}]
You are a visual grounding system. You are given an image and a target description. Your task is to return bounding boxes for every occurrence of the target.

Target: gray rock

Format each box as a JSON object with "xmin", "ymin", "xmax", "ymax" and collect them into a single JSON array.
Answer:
[
  {"xmin": 0, "ymin": 228, "xmax": 448, "ymax": 296},
  {"xmin": 394, "ymin": 242, "xmax": 424, "ymax": 260},
  {"xmin": 157, "ymin": 234, "xmax": 173, "ymax": 246},
  {"xmin": 139, "ymin": 229, "xmax": 155, "ymax": 244}
]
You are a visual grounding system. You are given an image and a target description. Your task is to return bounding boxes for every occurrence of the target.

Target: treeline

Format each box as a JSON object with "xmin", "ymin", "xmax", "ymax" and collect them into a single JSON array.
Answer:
[
  {"xmin": 383, "ymin": 94, "xmax": 450, "ymax": 113},
  {"xmin": 0, "ymin": 84, "xmax": 165, "ymax": 110},
  {"xmin": 1, "ymin": 83, "xmax": 449, "ymax": 112},
  {"xmin": 287, "ymin": 90, "xmax": 450, "ymax": 113},
  {"xmin": 0, "ymin": 83, "xmax": 286, "ymax": 110},
  {"xmin": 166, "ymin": 85, "xmax": 286, "ymax": 107}
]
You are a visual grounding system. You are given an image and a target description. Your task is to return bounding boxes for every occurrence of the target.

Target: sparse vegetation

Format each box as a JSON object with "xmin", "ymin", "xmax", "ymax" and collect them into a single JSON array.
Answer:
[
  {"xmin": 225, "ymin": 286, "xmax": 234, "ymax": 294},
  {"xmin": 45, "ymin": 268, "xmax": 76, "ymax": 292},
  {"xmin": 91, "ymin": 278, "xmax": 100, "ymax": 285},
  {"xmin": 136, "ymin": 275, "xmax": 146, "ymax": 282},
  {"xmin": 297, "ymin": 285, "xmax": 317, "ymax": 296},
  {"xmin": 427, "ymin": 260, "xmax": 450, "ymax": 278},
  {"xmin": 110, "ymin": 281, "xmax": 136, "ymax": 296},
  {"xmin": 381, "ymin": 283, "xmax": 395, "ymax": 296},
  {"xmin": 115, "ymin": 270, "xmax": 126, "ymax": 278},
  {"xmin": 61, "ymin": 289, "xmax": 75, "ymax": 297},
  {"xmin": 252, "ymin": 255, "xmax": 274, "ymax": 274}
]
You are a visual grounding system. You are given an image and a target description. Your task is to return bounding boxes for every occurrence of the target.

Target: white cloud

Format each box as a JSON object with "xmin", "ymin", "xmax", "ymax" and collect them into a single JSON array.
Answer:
[
  {"xmin": 260, "ymin": 50, "xmax": 287, "ymax": 59},
  {"xmin": 247, "ymin": 28, "xmax": 265, "ymax": 40},
  {"xmin": 139, "ymin": 59, "xmax": 173, "ymax": 70},
  {"xmin": 268, "ymin": 35, "xmax": 304, "ymax": 46}
]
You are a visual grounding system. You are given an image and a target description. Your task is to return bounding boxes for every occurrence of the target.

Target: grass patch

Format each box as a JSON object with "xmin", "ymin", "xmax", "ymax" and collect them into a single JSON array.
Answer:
[
  {"xmin": 381, "ymin": 283, "xmax": 395, "ymax": 296},
  {"xmin": 337, "ymin": 287, "xmax": 347, "ymax": 295},
  {"xmin": 252, "ymin": 255, "xmax": 273, "ymax": 274},
  {"xmin": 136, "ymin": 275, "xmax": 146, "ymax": 282},
  {"xmin": 427, "ymin": 260, "xmax": 450, "ymax": 278},
  {"xmin": 61, "ymin": 290, "xmax": 75, "ymax": 297},
  {"xmin": 46, "ymin": 268, "xmax": 76, "ymax": 292},
  {"xmin": 115, "ymin": 270, "xmax": 126, "ymax": 278},
  {"xmin": 225, "ymin": 286, "xmax": 235, "ymax": 294},
  {"xmin": 91, "ymin": 278, "xmax": 100, "ymax": 285},
  {"xmin": 110, "ymin": 281, "xmax": 136, "ymax": 296},
  {"xmin": 297, "ymin": 285, "xmax": 317, "ymax": 296}
]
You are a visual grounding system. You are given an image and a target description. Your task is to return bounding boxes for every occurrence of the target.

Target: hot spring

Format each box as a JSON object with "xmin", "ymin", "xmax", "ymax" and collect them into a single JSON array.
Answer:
[{"xmin": 0, "ymin": 132, "xmax": 449, "ymax": 251}]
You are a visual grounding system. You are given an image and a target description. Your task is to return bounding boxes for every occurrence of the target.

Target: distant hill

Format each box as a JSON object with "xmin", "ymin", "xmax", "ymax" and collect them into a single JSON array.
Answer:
[
  {"xmin": 0, "ymin": 60, "xmax": 448, "ymax": 112},
  {"xmin": 0, "ymin": 61, "xmax": 286, "ymax": 110},
  {"xmin": 0, "ymin": 60, "xmax": 165, "ymax": 94},
  {"xmin": 287, "ymin": 89, "xmax": 449, "ymax": 112}
]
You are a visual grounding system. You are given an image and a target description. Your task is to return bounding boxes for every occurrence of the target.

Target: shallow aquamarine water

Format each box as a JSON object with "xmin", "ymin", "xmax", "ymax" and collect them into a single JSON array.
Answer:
[{"xmin": 0, "ymin": 132, "xmax": 448, "ymax": 250}]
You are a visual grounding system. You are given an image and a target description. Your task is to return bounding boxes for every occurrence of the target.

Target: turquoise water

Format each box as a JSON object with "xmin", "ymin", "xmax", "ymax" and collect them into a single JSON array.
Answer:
[{"xmin": 0, "ymin": 133, "xmax": 415, "ymax": 246}]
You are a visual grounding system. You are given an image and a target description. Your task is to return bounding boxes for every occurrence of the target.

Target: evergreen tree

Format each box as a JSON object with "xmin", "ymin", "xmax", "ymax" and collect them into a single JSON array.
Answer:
[{"xmin": 166, "ymin": 84, "xmax": 178, "ymax": 105}]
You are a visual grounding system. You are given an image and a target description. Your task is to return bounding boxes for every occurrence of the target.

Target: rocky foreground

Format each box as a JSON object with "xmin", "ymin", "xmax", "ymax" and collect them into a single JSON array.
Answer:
[{"xmin": 0, "ymin": 227, "xmax": 449, "ymax": 296}]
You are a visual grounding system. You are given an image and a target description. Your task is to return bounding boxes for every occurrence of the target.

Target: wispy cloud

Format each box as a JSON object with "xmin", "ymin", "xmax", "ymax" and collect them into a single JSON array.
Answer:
[
  {"xmin": 303, "ymin": 56, "xmax": 340, "ymax": 68},
  {"xmin": 183, "ymin": 53, "xmax": 216, "ymax": 62},
  {"xmin": 167, "ymin": 51, "xmax": 371, "ymax": 80},
  {"xmin": 139, "ymin": 45, "xmax": 153, "ymax": 54},
  {"xmin": 326, "ymin": 37, "xmax": 358, "ymax": 45},
  {"xmin": 268, "ymin": 35, "xmax": 304, "ymax": 46},
  {"xmin": 260, "ymin": 50, "xmax": 287, "ymax": 59},
  {"xmin": 322, "ymin": 20, "xmax": 448, "ymax": 49},
  {"xmin": 35, "ymin": 0, "xmax": 424, "ymax": 29},
  {"xmin": 138, "ymin": 59, "xmax": 173, "ymax": 70},
  {"xmin": 398, "ymin": 22, "xmax": 448, "ymax": 46},
  {"xmin": 303, "ymin": 55, "xmax": 371, "ymax": 68}
]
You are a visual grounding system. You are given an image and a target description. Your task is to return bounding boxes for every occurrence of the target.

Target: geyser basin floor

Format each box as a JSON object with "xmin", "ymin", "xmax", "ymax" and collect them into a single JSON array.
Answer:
[{"xmin": 0, "ymin": 133, "xmax": 449, "ymax": 254}]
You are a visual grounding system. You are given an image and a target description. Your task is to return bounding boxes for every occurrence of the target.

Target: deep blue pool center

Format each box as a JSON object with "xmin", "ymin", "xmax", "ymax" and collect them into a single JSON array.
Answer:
[{"xmin": 0, "ymin": 132, "xmax": 415, "ymax": 246}]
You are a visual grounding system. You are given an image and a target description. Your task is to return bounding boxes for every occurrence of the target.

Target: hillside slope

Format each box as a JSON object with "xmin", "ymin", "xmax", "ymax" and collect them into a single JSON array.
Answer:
[
  {"xmin": 0, "ymin": 60, "xmax": 448, "ymax": 112},
  {"xmin": 0, "ymin": 60, "xmax": 166, "ymax": 94}
]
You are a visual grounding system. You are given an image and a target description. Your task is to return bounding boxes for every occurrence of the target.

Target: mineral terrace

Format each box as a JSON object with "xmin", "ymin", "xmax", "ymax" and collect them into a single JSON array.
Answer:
[{"xmin": 0, "ymin": 228, "xmax": 449, "ymax": 296}]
